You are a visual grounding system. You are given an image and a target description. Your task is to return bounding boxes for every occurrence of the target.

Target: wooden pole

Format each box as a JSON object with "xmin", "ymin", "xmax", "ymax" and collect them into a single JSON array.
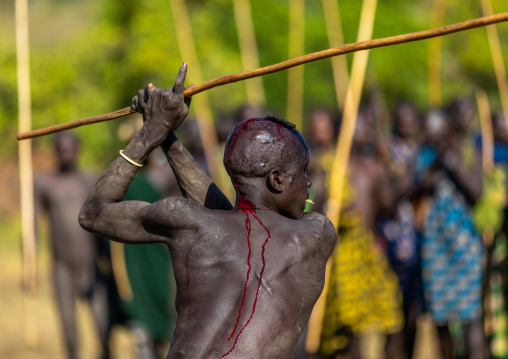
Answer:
[
  {"xmin": 428, "ymin": 0, "xmax": 445, "ymax": 108},
  {"xmin": 476, "ymin": 88, "xmax": 494, "ymax": 174},
  {"xmin": 306, "ymin": 0, "xmax": 378, "ymax": 353},
  {"xmin": 481, "ymin": 0, "xmax": 508, "ymax": 133},
  {"xmin": 110, "ymin": 243, "xmax": 134, "ymax": 301},
  {"xmin": 286, "ymin": 0, "xmax": 305, "ymax": 130},
  {"xmin": 17, "ymin": 12, "xmax": 508, "ymax": 141},
  {"xmin": 168, "ymin": 0, "xmax": 222, "ymax": 182},
  {"xmin": 15, "ymin": 0, "xmax": 37, "ymax": 347},
  {"xmin": 232, "ymin": 0, "xmax": 266, "ymax": 106},
  {"xmin": 321, "ymin": 0, "xmax": 349, "ymax": 112}
]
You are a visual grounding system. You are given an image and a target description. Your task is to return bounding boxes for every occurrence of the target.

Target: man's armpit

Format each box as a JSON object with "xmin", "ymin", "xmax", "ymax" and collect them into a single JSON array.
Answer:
[{"xmin": 140, "ymin": 196, "xmax": 208, "ymax": 234}]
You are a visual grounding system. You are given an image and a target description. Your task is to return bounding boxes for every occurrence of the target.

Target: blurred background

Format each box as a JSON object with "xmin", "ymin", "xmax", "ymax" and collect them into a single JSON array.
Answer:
[{"xmin": 3, "ymin": 0, "xmax": 508, "ymax": 358}]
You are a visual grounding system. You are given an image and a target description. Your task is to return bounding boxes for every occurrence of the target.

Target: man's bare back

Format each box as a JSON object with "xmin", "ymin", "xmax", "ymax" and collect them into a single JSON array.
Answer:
[
  {"xmin": 165, "ymin": 207, "xmax": 333, "ymax": 358},
  {"xmin": 79, "ymin": 64, "xmax": 336, "ymax": 358}
]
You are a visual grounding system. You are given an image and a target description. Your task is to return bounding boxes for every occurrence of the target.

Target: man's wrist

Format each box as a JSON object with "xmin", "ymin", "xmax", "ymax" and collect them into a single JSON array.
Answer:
[
  {"xmin": 122, "ymin": 127, "xmax": 158, "ymax": 165},
  {"xmin": 161, "ymin": 132, "xmax": 178, "ymax": 151}
]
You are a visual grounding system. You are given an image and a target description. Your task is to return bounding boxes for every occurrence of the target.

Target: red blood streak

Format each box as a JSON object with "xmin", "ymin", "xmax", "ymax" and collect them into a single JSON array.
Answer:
[
  {"xmin": 221, "ymin": 118, "xmax": 277, "ymax": 358},
  {"xmin": 221, "ymin": 210, "xmax": 271, "ymax": 359},
  {"xmin": 227, "ymin": 210, "xmax": 253, "ymax": 341},
  {"xmin": 276, "ymin": 124, "xmax": 286, "ymax": 137}
]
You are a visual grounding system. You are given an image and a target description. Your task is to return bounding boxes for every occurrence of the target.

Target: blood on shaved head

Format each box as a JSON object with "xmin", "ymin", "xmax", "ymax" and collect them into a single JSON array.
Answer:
[{"xmin": 224, "ymin": 117, "xmax": 309, "ymax": 180}]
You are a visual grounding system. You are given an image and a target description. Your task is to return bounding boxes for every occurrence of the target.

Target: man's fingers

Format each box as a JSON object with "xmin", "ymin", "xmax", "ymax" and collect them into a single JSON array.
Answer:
[
  {"xmin": 131, "ymin": 96, "xmax": 139, "ymax": 111},
  {"xmin": 146, "ymin": 89, "xmax": 161, "ymax": 115},
  {"xmin": 132, "ymin": 89, "xmax": 145, "ymax": 113},
  {"xmin": 183, "ymin": 84, "xmax": 194, "ymax": 107},
  {"xmin": 173, "ymin": 62, "xmax": 188, "ymax": 96}
]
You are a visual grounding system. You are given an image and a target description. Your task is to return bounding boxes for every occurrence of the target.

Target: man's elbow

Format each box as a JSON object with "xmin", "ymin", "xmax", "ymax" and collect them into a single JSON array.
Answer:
[{"xmin": 78, "ymin": 205, "xmax": 95, "ymax": 232}]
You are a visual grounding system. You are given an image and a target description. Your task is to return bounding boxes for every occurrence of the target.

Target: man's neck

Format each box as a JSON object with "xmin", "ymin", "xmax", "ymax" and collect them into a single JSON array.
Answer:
[{"xmin": 232, "ymin": 179, "xmax": 278, "ymax": 213}]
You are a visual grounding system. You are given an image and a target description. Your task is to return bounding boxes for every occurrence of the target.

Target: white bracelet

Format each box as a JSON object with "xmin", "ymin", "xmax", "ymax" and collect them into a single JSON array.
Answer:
[{"xmin": 119, "ymin": 150, "xmax": 143, "ymax": 167}]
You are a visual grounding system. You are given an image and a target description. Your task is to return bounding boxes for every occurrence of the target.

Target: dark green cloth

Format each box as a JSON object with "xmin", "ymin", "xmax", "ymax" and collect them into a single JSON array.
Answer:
[{"xmin": 119, "ymin": 174, "xmax": 176, "ymax": 342}]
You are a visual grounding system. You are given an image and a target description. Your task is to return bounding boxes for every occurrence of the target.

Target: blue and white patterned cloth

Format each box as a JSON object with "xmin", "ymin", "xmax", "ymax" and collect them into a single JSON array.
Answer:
[{"xmin": 415, "ymin": 147, "xmax": 485, "ymax": 323}]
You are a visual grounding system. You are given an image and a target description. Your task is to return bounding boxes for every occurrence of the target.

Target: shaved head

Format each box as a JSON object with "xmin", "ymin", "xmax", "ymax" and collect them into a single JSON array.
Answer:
[{"xmin": 224, "ymin": 117, "xmax": 309, "ymax": 182}]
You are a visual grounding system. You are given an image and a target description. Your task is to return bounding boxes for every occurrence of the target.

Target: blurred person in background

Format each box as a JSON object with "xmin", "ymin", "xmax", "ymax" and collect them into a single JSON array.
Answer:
[
  {"xmin": 474, "ymin": 111, "xmax": 508, "ymax": 358},
  {"xmin": 306, "ymin": 108, "xmax": 338, "ymax": 215},
  {"xmin": 413, "ymin": 104, "xmax": 484, "ymax": 359},
  {"xmin": 378, "ymin": 101, "xmax": 422, "ymax": 358},
  {"xmin": 320, "ymin": 108, "xmax": 404, "ymax": 359},
  {"xmin": 34, "ymin": 132, "xmax": 111, "ymax": 359}
]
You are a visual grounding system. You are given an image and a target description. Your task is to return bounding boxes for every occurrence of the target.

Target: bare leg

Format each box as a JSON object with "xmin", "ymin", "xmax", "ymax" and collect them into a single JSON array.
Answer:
[
  {"xmin": 88, "ymin": 275, "xmax": 111, "ymax": 359},
  {"xmin": 403, "ymin": 300, "xmax": 421, "ymax": 358},
  {"xmin": 437, "ymin": 324, "xmax": 453, "ymax": 359},
  {"xmin": 53, "ymin": 260, "xmax": 78, "ymax": 359},
  {"xmin": 385, "ymin": 331, "xmax": 404, "ymax": 359},
  {"xmin": 350, "ymin": 333, "xmax": 362, "ymax": 359},
  {"xmin": 464, "ymin": 321, "xmax": 484, "ymax": 359}
]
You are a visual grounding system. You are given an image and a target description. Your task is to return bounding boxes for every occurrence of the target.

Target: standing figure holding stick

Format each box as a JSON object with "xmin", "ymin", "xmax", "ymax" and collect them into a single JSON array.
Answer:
[{"xmin": 79, "ymin": 64, "xmax": 337, "ymax": 359}]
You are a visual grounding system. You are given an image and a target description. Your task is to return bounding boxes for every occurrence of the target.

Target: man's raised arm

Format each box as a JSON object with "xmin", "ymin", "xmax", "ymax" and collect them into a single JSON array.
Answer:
[
  {"xmin": 160, "ymin": 134, "xmax": 232, "ymax": 210},
  {"xmin": 133, "ymin": 84, "xmax": 233, "ymax": 210},
  {"xmin": 79, "ymin": 63, "xmax": 196, "ymax": 244}
]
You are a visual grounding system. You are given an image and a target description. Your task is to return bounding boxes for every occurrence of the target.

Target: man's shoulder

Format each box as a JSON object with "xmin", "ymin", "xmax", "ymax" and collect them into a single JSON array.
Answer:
[
  {"xmin": 149, "ymin": 196, "xmax": 228, "ymax": 222},
  {"xmin": 293, "ymin": 212, "xmax": 337, "ymax": 257},
  {"xmin": 297, "ymin": 212, "xmax": 336, "ymax": 238}
]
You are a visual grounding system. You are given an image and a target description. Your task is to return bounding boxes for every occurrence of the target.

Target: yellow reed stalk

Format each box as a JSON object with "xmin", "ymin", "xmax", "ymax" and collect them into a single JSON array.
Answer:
[
  {"xmin": 16, "ymin": 0, "xmax": 37, "ymax": 347},
  {"xmin": 306, "ymin": 0, "xmax": 378, "ymax": 352},
  {"xmin": 321, "ymin": 0, "xmax": 349, "ymax": 112},
  {"xmin": 110, "ymin": 243, "xmax": 134, "ymax": 301},
  {"xmin": 233, "ymin": 0, "xmax": 266, "ymax": 106},
  {"xmin": 168, "ymin": 0, "xmax": 223, "ymax": 183},
  {"xmin": 481, "ymin": 0, "xmax": 508, "ymax": 134},
  {"xmin": 476, "ymin": 88, "xmax": 494, "ymax": 174},
  {"xmin": 428, "ymin": 0, "xmax": 445, "ymax": 108},
  {"xmin": 286, "ymin": 0, "xmax": 305, "ymax": 130}
]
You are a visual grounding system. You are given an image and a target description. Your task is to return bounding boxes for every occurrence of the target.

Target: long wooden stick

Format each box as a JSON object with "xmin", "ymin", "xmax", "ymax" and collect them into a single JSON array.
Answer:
[
  {"xmin": 17, "ymin": 12, "xmax": 508, "ymax": 141},
  {"xmin": 16, "ymin": 0, "xmax": 38, "ymax": 347}
]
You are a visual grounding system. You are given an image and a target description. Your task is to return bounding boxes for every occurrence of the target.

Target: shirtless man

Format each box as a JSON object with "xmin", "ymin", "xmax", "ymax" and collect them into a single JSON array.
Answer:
[
  {"xmin": 79, "ymin": 63, "xmax": 337, "ymax": 359},
  {"xmin": 35, "ymin": 133, "xmax": 110, "ymax": 359}
]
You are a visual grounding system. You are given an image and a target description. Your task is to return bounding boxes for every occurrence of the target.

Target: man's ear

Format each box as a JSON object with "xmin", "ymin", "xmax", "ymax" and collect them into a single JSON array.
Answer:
[{"xmin": 267, "ymin": 170, "xmax": 284, "ymax": 194}]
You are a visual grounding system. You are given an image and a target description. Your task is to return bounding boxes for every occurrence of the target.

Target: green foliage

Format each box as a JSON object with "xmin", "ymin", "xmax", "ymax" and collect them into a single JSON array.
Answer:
[{"xmin": 2, "ymin": 0, "xmax": 508, "ymax": 168}]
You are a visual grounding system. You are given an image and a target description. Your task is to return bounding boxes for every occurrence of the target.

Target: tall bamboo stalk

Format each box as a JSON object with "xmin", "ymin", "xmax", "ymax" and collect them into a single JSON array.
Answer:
[
  {"xmin": 168, "ymin": 0, "xmax": 222, "ymax": 183},
  {"xmin": 476, "ymin": 88, "xmax": 494, "ymax": 174},
  {"xmin": 481, "ymin": 0, "xmax": 508, "ymax": 133},
  {"xmin": 286, "ymin": 0, "xmax": 305, "ymax": 130},
  {"xmin": 428, "ymin": 0, "xmax": 445, "ymax": 108},
  {"xmin": 321, "ymin": 0, "xmax": 349, "ymax": 112},
  {"xmin": 110, "ymin": 243, "xmax": 133, "ymax": 301},
  {"xmin": 15, "ymin": 0, "xmax": 37, "ymax": 347},
  {"xmin": 233, "ymin": 0, "xmax": 265, "ymax": 106},
  {"xmin": 306, "ymin": 0, "xmax": 378, "ymax": 352}
]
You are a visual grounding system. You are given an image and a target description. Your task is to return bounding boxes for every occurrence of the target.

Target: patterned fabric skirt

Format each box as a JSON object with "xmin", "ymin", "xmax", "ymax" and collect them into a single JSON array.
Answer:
[
  {"xmin": 320, "ymin": 211, "xmax": 403, "ymax": 356},
  {"xmin": 421, "ymin": 174, "xmax": 485, "ymax": 323}
]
